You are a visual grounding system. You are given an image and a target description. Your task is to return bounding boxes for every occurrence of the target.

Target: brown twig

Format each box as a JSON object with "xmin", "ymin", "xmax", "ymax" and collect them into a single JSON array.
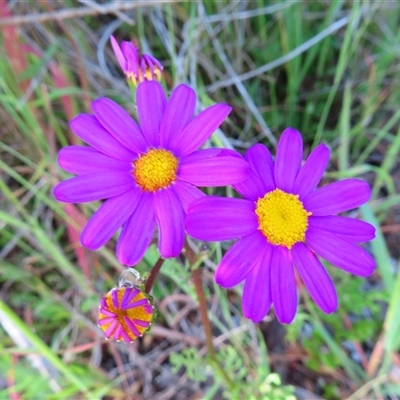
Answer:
[
  {"xmin": 367, "ymin": 334, "xmax": 384, "ymax": 377},
  {"xmin": 108, "ymin": 343, "xmax": 130, "ymax": 394},
  {"xmin": 150, "ymin": 326, "xmax": 203, "ymax": 347},
  {"xmin": 185, "ymin": 240, "xmax": 235, "ymax": 390},
  {"xmin": 0, "ymin": 1, "xmax": 174, "ymax": 27},
  {"xmin": 191, "ymin": 267, "xmax": 216, "ymax": 359},
  {"xmin": 380, "ymin": 224, "xmax": 400, "ymax": 233}
]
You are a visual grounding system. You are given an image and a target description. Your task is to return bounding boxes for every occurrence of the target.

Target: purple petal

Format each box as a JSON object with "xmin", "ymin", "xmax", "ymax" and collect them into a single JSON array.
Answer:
[
  {"xmin": 136, "ymin": 81, "xmax": 167, "ymax": 147},
  {"xmin": 293, "ymin": 143, "xmax": 330, "ymax": 199},
  {"xmin": 112, "ymin": 289, "xmax": 119, "ymax": 308},
  {"xmin": 125, "ymin": 298, "xmax": 149, "ymax": 309},
  {"xmin": 215, "ymin": 231, "xmax": 267, "ymax": 288},
  {"xmin": 58, "ymin": 146, "xmax": 131, "ymax": 175},
  {"xmin": 92, "ymin": 98, "xmax": 147, "ymax": 153},
  {"xmin": 81, "ymin": 188, "xmax": 141, "ymax": 250},
  {"xmin": 121, "ymin": 288, "xmax": 139, "ymax": 308},
  {"xmin": 233, "ymin": 169, "xmax": 267, "ymax": 201},
  {"xmin": 186, "ymin": 197, "xmax": 258, "ymax": 241},
  {"xmin": 274, "ymin": 128, "xmax": 303, "ymax": 193},
  {"xmin": 309, "ymin": 216, "xmax": 375, "ymax": 242},
  {"xmin": 98, "ymin": 317, "xmax": 115, "ymax": 326},
  {"xmin": 144, "ymin": 304, "xmax": 154, "ymax": 314},
  {"xmin": 292, "ymin": 242, "xmax": 338, "ymax": 314},
  {"xmin": 133, "ymin": 319, "xmax": 151, "ymax": 328},
  {"xmin": 104, "ymin": 319, "xmax": 118, "ymax": 338},
  {"xmin": 171, "ymin": 181, "xmax": 206, "ymax": 213},
  {"xmin": 160, "ymin": 84, "xmax": 196, "ymax": 147},
  {"xmin": 306, "ymin": 227, "xmax": 376, "ymax": 276},
  {"xmin": 117, "ymin": 192, "xmax": 156, "ymax": 266},
  {"xmin": 245, "ymin": 144, "xmax": 275, "ymax": 192},
  {"xmin": 178, "ymin": 148, "xmax": 250, "ymax": 186},
  {"xmin": 121, "ymin": 288, "xmax": 132, "ymax": 307},
  {"xmin": 123, "ymin": 316, "xmax": 141, "ymax": 337},
  {"xmin": 242, "ymin": 242, "xmax": 273, "ymax": 322},
  {"xmin": 53, "ymin": 171, "xmax": 134, "ymax": 203},
  {"xmin": 154, "ymin": 188, "xmax": 185, "ymax": 258},
  {"xmin": 121, "ymin": 41, "xmax": 139, "ymax": 73},
  {"xmin": 172, "ymin": 104, "xmax": 232, "ymax": 156},
  {"xmin": 270, "ymin": 246, "xmax": 297, "ymax": 324},
  {"xmin": 113, "ymin": 324, "xmax": 122, "ymax": 340},
  {"xmin": 303, "ymin": 179, "xmax": 371, "ymax": 216},
  {"xmin": 120, "ymin": 330, "xmax": 132, "ymax": 343},
  {"xmin": 99, "ymin": 309, "xmax": 116, "ymax": 318},
  {"xmin": 141, "ymin": 54, "xmax": 155, "ymax": 76},
  {"xmin": 142, "ymin": 53, "xmax": 163, "ymax": 72},
  {"xmin": 110, "ymin": 35, "xmax": 126, "ymax": 72},
  {"xmin": 70, "ymin": 114, "xmax": 135, "ymax": 161}
]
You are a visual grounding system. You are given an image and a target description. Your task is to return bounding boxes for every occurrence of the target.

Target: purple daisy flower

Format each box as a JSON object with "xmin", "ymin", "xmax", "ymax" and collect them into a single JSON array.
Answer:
[
  {"xmin": 110, "ymin": 36, "xmax": 163, "ymax": 85},
  {"xmin": 98, "ymin": 286, "xmax": 154, "ymax": 342},
  {"xmin": 186, "ymin": 128, "xmax": 376, "ymax": 324},
  {"xmin": 54, "ymin": 81, "xmax": 249, "ymax": 265}
]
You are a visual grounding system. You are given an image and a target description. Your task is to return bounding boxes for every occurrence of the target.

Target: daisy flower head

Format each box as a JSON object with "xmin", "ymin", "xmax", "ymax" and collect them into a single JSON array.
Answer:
[
  {"xmin": 98, "ymin": 285, "xmax": 154, "ymax": 342},
  {"xmin": 54, "ymin": 81, "xmax": 249, "ymax": 265},
  {"xmin": 186, "ymin": 128, "xmax": 376, "ymax": 324},
  {"xmin": 110, "ymin": 35, "xmax": 163, "ymax": 86}
]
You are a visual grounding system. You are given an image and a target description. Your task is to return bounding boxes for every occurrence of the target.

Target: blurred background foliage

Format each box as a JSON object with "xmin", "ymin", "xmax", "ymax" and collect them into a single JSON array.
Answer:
[{"xmin": 0, "ymin": 1, "xmax": 400, "ymax": 399}]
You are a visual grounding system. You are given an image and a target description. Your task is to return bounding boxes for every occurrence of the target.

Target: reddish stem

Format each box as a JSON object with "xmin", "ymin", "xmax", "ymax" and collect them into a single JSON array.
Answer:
[{"xmin": 144, "ymin": 257, "xmax": 165, "ymax": 293}]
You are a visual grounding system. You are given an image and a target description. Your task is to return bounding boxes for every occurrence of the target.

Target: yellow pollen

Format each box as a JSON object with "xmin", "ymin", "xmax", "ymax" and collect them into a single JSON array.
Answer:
[
  {"xmin": 127, "ymin": 67, "xmax": 162, "ymax": 86},
  {"xmin": 255, "ymin": 189, "xmax": 312, "ymax": 249},
  {"xmin": 143, "ymin": 66, "xmax": 162, "ymax": 82},
  {"xmin": 133, "ymin": 148, "xmax": 178, "ymax": 192}
]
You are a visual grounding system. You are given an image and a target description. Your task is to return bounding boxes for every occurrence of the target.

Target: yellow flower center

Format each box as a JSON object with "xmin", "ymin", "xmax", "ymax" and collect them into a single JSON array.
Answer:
[
  {"xmin": 133, "ymin": 149, "xmax": 178, "ymax": 192},
  {"xmin": 127, "ymin": 66, "xmax": 162, "ymax": 86},
  {"xmin": 143, "ymin": 66, "xmax": 162, "ymax": 82},
  {"xmin": 255, "ymin": 189, "xmax": 312, "ymax": 249}
]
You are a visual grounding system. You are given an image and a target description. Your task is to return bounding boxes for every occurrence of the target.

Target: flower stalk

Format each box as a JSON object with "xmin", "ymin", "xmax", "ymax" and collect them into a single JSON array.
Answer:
[
  {"xmin": 185, "ymin": 240, "xmax": 235, "ymax": 390},
  {"xmin": 144, "ymin": 256, "xmax": 165, "ymax": 293}
]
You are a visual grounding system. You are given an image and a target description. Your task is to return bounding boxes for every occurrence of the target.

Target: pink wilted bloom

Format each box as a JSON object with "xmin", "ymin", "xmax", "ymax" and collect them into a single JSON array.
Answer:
[
  {"xmin": 98, "ymin": 286, "xmax": 154, "ymax": 342},
  {"xmin": 54, "ymin": 81, "xmax": 249, "ymax": 265},
  {"xmin": 186, "ymin": 128, "xmax": 376, "ymax": 324},
  {"xmin": 110, "ymin": 35, "xmax": 163, "ymax": 85}
]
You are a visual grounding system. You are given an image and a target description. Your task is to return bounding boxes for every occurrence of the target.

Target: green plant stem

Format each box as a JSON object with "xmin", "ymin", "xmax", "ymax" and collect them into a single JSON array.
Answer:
[
  {"xmin": 144, "ymin": 256, "xmax": 165, "ymax": 293},
  {"xmin": 185, "ymin": 241, "xmax": 235, "ymax": 391}
]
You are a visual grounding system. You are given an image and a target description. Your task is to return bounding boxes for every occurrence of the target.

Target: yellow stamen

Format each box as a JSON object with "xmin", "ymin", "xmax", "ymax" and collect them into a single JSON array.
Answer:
[
  {"xmin": 255, "ymin": 189, "xmax": 311, "ymax": 249},
  {"xmin": 127, "ymin": 67, "xmax": 162, "ymax": 86},
  {"xmin": 143, "ymin": 66, "xmax": 162, "ymax": 82},
  {"xmin": 133, "ymin": 148, "xmax": 178, "ymax": 192}
]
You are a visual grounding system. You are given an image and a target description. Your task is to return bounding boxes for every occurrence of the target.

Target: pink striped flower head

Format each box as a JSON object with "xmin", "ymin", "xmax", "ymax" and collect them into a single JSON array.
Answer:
[
  {"xmin": 110, "ymin": 36, "xmax": 163, "ymax": 85},
  {"xmin": 54, "ymin": 80, "xmax": 249, "ymax": 265},
  {"xmin": 98, "ymin": 286, "xmax": 154, "ymax": 342},
  {"xmin": 186, "ymin": 128, "xmax": 376, "ymax": 324}
]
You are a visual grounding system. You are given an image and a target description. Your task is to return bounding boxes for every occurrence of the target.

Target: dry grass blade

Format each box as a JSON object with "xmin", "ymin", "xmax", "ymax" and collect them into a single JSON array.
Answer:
[{"xmin": 0, "ymin": 1, "xmax": 175, "ymax": 27}]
